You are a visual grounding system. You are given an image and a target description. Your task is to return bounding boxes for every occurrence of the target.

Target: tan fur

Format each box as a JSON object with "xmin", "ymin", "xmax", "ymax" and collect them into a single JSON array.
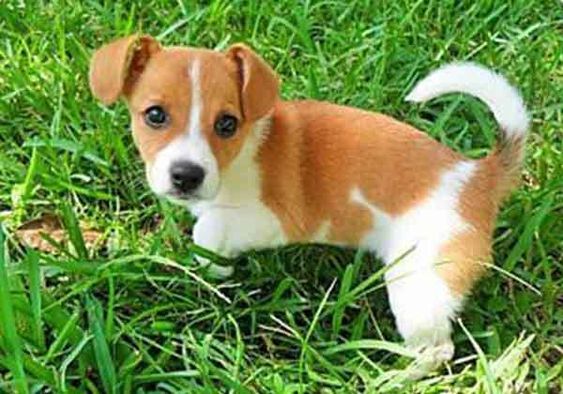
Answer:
[
  {"xmin": 492, "ymin": 135, "xmax": 526, "ymax": 201},
  {"xmin": 436, "ymin": 155, "xmax": 511, "ymax": 295},
  {"xmin": 260, "ymin": 101, "xmax": 462, "ymax": 245}
]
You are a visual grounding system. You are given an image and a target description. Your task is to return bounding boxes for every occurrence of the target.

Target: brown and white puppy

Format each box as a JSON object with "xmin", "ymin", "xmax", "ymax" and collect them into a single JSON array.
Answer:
[{"xmin": 89, "ymin": 35, "xmax": 528, "ymax": 376}]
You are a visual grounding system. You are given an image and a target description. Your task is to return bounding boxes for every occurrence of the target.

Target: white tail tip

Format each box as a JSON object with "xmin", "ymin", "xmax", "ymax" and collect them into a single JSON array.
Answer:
[{"xmin": 406, "ymin": 62, "xmax": 529, "ymax": 139}]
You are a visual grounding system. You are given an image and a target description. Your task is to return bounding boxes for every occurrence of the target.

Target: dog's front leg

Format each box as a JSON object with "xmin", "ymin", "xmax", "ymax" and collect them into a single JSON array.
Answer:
[
  {"xmin": 192, "ymin": 211, "xmax": 235, "ymax": 278},
  {"xmin": 192, "ymin": 205, "xmax": 286, "ymax": 278}
]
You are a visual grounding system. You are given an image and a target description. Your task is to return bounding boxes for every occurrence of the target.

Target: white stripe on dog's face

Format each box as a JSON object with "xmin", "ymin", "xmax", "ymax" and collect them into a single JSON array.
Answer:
[{"xmin": 147, "ymin": 59, "xmax": 220, "ymax": 200}]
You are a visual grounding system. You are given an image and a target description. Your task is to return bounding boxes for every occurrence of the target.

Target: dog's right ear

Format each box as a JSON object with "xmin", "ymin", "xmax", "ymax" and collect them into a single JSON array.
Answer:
[{"xmin": 89, "ymin": 35, "xmax": 160, "ymax": 105}]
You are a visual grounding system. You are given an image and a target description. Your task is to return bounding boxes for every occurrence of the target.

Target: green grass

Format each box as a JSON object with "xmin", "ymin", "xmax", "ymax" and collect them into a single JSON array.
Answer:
[{"xmin": 0, "ymin": 0, "xmax": 562, "ymax": 392}]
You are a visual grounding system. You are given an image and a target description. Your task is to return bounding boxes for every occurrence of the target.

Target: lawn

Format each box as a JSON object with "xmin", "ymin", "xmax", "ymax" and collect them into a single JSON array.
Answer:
[{"xmin": 0, "ymin": 0, "xmax": 561, "ymax": 392}]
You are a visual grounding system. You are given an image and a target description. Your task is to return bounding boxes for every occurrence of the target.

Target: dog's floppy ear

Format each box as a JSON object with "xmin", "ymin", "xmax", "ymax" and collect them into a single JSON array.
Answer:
[
  {"xmin": 226, "ymin": 44, "xmax": 279, "ymax": 121},
  {"xmin": 89, "ymin": 35, "xmax": 161, "ymax": 105}
]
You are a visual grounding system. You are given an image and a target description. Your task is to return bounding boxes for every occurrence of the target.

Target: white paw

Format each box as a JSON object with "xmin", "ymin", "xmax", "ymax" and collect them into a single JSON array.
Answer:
[
  {"xmin": 395, "ymin": 303, "xmax": 455, "ymax": 379},
  {"xmin": 192, "ymin": 213, "xmax": 234, "ymax": 278},
  {"xmin": 405, "ymin": 341, "xmax": 454, "ymax": 380},
  {"xmin": 194, "ymin": 255, "xmax": 234, "ymax": 278},
  {"xmin": 386, "ymin": 276, "xmax": 458, "ymax": 379}
]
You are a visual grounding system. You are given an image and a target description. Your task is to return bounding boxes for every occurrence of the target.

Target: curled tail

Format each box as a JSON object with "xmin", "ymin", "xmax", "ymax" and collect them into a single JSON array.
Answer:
[{"xmin": 406, "ymin": 62, "xmax": 529, "ymax": 199}]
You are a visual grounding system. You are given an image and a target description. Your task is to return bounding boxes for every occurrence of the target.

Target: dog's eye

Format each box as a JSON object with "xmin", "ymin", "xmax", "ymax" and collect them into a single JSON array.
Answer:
[
  {"xmin": 144, "ymin": 106, "xmax": 168, "ymax": 128},
  {"xmin": 214, "ymin": 113, "xmax": 238, "ymax": 138}
]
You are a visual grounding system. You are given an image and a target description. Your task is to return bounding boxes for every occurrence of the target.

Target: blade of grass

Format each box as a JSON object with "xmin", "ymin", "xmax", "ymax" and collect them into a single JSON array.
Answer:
[
  {"xmin": 60, "ymin": 201, "xmax": 87, "ymax": 260},
  {"xmin": 0, "ymin": 225, "xmax": 29, "ymax": 394},
  {"xmin": 60, "ymin": 334, "xmax": 93, "ymax": 393},
  {"xmin": 323, "ymin": 339, "xmax": 417, "ymax": 358},
  {"xmin": 458, "ymin": 318, "xmax": 501, "ymax": 394},
  {"xmin": 331, "ymin": 264, "xmax": 354, "ymax": 340},
  {"xmin": 86, "ymin": 295, "xmax": 117, "ymax": 394},
  {"xmin": 26, "ymin": 249, "xmax": 46, "ymax": 351},
  {"xmin": 504, "ymin": 193, "xmax": 554, "ymax": 270}
]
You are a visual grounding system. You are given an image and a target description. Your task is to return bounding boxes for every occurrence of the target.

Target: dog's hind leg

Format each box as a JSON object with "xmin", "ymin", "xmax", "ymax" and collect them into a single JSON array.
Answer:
[{"xmin": 383, "ymin": 243, "xmax": 460, "ymax": 379}]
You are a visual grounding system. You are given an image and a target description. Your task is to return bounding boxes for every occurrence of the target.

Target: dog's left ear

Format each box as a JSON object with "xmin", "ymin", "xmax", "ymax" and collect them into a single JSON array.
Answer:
[{"xmin": 226, "ymin": 44, "xmax": 279, "ymax": 122}]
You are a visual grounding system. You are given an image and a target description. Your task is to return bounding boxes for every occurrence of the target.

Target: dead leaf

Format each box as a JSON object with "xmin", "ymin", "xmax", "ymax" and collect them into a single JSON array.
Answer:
[{"xmin": 15, "ymin": 213, "xmax": 103, "ymax": 254}]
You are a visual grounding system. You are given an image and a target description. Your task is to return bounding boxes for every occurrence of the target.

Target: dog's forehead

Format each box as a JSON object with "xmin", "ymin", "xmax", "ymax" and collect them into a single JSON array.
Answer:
[
  {"xmin": 130, "ymin": 47, "xmax": 237, "ymax": 105},
  {"xmin": 149, "ymin": 48, "xmax": 230, "ymax": 73}
]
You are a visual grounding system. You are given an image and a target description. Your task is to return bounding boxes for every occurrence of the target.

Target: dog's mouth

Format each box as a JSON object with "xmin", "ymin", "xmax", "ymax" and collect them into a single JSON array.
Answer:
[
  {"xmin": 165, "ymin": 190, "xmax": 203, "ymax": 203},
  {"xmin": 163, "ymin": 184, "xmax": 219, "ymax": 205}
]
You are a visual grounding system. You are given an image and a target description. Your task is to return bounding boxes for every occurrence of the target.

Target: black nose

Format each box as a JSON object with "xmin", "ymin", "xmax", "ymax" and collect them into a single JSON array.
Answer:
[{"xmin": 170, "ymin": 161, "xmax": 205, "ymax": 194}]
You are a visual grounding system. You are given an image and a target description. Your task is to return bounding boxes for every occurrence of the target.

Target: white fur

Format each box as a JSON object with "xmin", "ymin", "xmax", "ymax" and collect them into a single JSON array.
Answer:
[
  {"xmin": 192, "ymin": 118, "xmax": 286, "ymax": 277},
  {"xmin": 406, "ymin": 62, "xmax": 529, "ymax": 138},
  {"xmin": 147, "ymin": 58, "xmax": 220, "ymax": 200},
  {"xmin": 351, "ymin": 160, "xmax": 477, "ymax": 369}
]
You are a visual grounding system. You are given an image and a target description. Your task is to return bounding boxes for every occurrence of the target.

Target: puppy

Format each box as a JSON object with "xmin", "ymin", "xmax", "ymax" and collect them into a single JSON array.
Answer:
[{"xmin": 89, "ymin": 35, "xmax": 528, "ymax": 375}]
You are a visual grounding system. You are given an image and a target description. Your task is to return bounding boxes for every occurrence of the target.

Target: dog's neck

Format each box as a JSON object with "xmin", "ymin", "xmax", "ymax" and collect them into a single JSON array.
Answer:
[{"xmin": 255, "ymin": 102, "xmax": 309, "ymax": 238}]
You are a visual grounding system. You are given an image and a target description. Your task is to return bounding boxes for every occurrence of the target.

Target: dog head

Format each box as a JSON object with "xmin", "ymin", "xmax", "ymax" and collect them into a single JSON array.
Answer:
[{"xmin": 89, "ymin": 35, "xmax": 279, "ymax": 203}]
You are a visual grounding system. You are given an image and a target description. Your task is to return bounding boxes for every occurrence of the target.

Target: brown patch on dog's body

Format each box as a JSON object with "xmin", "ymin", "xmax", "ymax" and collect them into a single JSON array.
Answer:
[{"xmin": 260, "ymin": 101, "xmax": 462, "ymax": 245}]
